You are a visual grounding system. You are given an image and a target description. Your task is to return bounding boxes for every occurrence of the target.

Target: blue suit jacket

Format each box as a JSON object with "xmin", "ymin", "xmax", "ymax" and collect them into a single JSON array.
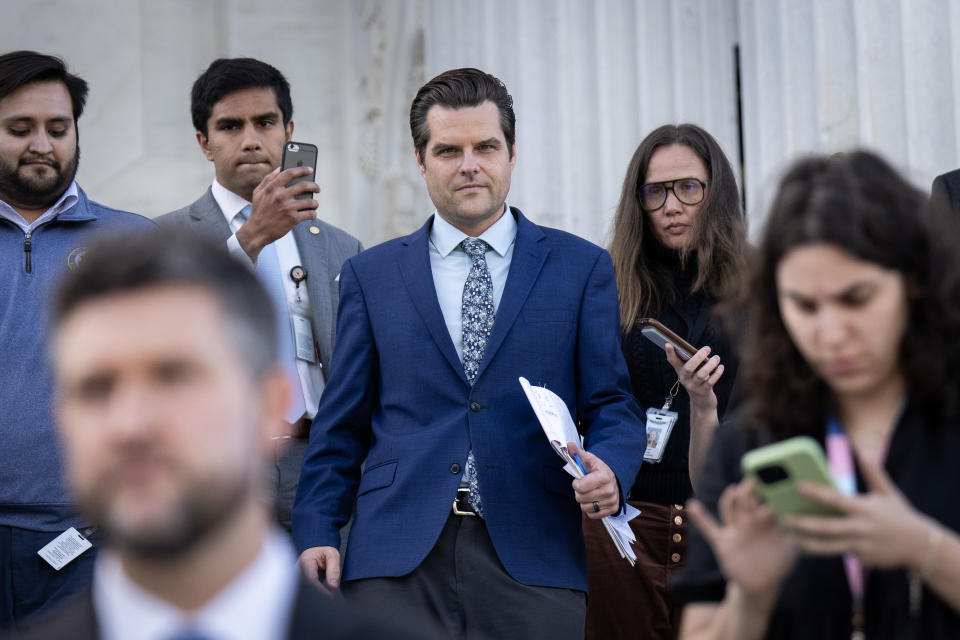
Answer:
[{"xmin": 292, "ymin": 208, "xmax": 645, "ymax": 591}]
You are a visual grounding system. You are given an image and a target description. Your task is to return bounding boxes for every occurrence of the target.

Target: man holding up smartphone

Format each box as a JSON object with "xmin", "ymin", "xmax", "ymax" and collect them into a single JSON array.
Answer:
[{"xmin": 157, "ymin": 58, "xmax": 362, "ymax": 535}]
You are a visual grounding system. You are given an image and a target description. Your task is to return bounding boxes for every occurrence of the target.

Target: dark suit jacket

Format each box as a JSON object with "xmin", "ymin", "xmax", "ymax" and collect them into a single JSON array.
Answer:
[
  {"xmin": 931, "ymin": 169, "xmax": 960, "ymax": 214},
  {"xmin": 292, "ymin": 208, "xmax": 646, "ymax": 592},
  {"xmin": 156, "ymin": 188, "xmax": 362, "ymax": 374},
  {"xmin": 7, "ymin": 578, "xmax": 441, "ymax": 639}
]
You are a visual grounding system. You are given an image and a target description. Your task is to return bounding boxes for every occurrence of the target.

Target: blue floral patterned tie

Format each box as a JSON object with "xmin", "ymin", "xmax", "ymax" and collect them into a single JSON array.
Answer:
[{"xmin": 460, "ymin": 238, "xmax": 495, "ymax": 517}]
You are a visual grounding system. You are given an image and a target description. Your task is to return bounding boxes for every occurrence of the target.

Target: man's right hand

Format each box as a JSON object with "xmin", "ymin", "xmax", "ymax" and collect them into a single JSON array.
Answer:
[
  {"xmin": 297, "ymin": 545, "xmax": 341, "ymax": 593},
  {"xmin": 236, "ymin": 166, "xmax": 320, "ymax": 262}
]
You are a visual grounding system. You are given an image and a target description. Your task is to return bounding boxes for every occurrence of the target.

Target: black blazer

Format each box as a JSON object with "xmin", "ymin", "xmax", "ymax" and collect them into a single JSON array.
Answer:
[
  {"xmin": 931, "ymin": 169, "xmax": 960, "ymax": 214},
  {"xmin": 7, "ymin": 577, "xmax": 441, "ymax": 640}
]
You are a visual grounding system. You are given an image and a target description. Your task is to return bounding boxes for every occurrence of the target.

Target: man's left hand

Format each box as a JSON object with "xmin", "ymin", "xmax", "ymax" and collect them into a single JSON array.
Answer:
[{"xmin": 568, "ymin": 441, "xmax": 620, "ymax": 519}]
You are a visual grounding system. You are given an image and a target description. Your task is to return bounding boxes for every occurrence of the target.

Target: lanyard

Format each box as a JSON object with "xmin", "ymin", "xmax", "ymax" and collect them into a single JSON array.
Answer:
[
  {"xmin": 825, "ymin": 417, "xmax": 866, "ymax": 638},
  {"xmin": 825, "ymin": 417, "xmax": 893, "ymax": 640},
  {"xmin": 661, "ymin": 378, "xmax": 681, "ymax": 411}
]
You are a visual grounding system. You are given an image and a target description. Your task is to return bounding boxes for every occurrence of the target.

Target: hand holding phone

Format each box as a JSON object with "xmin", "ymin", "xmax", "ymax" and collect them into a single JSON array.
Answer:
[
  {"xmin": 236, "ymin": 142, "xmax": 319, "ymax": 261},
  {"xmin": 281, "ymin": 141, "xmax": 318, "ymax": 200},
  {"xmin": 741, "ymin": 436, "xmax": 839, "ymax": 518},
  {"xmin": 638, "ymin": 318, "xmax": 697, "ymax": 361}
]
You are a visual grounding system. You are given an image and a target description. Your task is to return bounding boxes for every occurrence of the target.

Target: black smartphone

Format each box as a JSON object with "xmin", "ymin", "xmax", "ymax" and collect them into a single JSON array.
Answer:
[
  {"xmin": 637, "ymin": 318, "xmax": 697, "ymax": 361},
  {"xmin": 281, "ymin": 141, "xmax": 318, "ymax": 200}
]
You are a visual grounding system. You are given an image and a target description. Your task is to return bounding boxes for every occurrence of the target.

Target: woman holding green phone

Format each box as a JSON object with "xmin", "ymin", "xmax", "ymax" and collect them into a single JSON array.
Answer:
[{"xmin": 674, "ymin": 151, "xmax": 960, "ymax": 639}]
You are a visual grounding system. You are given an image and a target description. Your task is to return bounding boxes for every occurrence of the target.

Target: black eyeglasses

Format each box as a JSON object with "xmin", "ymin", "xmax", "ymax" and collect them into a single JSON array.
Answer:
[{"xmin": 638, "ymin": 178, "xmax": 709, "ymax": 211}]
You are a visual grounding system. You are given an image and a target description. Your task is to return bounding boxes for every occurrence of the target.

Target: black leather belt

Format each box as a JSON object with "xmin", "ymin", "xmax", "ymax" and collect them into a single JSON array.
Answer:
[
  {"xmin": 272, "ymin": 416, "xmax": 312, "ymax": 441},
  {"xmin": 452, "ymin": 487, "xmax": 477, "ymax": 516},
  {"xmin": 288, "ymin": 416, "xmax": 311, "ymax": 439}
]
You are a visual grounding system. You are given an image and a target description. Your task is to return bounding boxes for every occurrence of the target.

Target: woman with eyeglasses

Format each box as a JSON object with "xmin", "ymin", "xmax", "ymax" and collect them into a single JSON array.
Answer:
[
  {"xmin": 673, "ymin": 151, "xmax": 960, "ymax": 639},
  {"xmin": 582, "ymin": 124, "xmax": 747, "ymax": 639}
]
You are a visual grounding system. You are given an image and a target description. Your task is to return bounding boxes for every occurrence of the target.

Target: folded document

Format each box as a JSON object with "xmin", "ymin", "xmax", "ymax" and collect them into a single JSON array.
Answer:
[{"xmin": 519, "ymin": 377, "xmax": 640, "ymax": 565}]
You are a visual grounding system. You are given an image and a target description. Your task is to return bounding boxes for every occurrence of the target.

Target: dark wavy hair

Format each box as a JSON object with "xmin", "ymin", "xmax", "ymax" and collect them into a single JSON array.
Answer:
[
  {"xmin": 190, "ymin": 58, "xmax": 292, "ymax": 137},
  {"xmin": 0, "ymin": 51, "xmax": 88, "ymax": 122},
  {"xmin": 609, "ymin": 123, "xmax": 747, "ymax": 328},
  {"xmin": 739, "ymin": 150, "xmax": 960, "ymax": 438},
  {"xmin": 410, "ymin": 67, "xmax": 515, "ymax": 161},
  {"xmin": 54, "ymin": 230, "xmax": 277, "ymax": 380}
]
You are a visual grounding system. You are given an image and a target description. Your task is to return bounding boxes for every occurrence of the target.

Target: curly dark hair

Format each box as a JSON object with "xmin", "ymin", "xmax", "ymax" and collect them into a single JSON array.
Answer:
[
  {"xmin": 608, "ymin": 123, "xmax": 747, "ymax": 328},
  {"xmin": 739, "ymin": 150, "xmax": 960, "ymax": 438}
]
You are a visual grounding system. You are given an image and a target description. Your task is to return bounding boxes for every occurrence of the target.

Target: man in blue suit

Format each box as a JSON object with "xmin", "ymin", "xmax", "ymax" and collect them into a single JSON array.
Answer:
[{"xmin": 292, "ymin": 68, "xmax": 645, "ymax": 638}]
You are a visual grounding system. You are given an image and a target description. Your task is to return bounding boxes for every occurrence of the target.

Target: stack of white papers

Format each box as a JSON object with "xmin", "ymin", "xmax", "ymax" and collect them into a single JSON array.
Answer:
[{"xmin": 519, "ymin": 377, "xmax": 640, "ymax": 565}]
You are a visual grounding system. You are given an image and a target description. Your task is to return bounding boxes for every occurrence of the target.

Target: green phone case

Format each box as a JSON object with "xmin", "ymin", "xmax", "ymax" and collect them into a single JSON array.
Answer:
[{"xmin": 741, "ymin": 436, "xmax": 839, "ymax": 518}]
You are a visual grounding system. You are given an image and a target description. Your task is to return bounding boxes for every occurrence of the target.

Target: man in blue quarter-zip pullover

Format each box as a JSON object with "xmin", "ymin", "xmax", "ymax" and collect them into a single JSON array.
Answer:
[{"xmin": 0, "ymin": 51, "xmax": 153, "ymax": 633}]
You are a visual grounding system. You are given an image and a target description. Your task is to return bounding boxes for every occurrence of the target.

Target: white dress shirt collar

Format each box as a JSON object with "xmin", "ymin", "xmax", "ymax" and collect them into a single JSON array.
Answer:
[
  {"xmin": 93, "ymin": 530, "xmax": 298, "ymax": 640},
  {"xmin": 210, "ymin": 178, "xmax": 252, "ymax": 229},
  {"xmin": 430, "ymin": 203, "xmax": 517, "ymax": 258}
]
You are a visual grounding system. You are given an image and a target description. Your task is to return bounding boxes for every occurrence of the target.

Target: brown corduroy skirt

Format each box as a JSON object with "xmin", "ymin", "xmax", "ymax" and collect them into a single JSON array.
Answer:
[{"xmin": 582, "ymin": 501, "xmax": 688, "ymax": 640}]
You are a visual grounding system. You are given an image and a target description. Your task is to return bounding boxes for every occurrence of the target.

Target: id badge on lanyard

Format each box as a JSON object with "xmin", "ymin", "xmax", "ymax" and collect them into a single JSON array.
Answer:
[{"xmin": 644, "ymin": 379, "xmax": 680, "ymax": 463}]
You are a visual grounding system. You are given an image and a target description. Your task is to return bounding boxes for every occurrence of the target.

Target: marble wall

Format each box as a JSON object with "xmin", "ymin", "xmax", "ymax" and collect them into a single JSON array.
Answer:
[
  {"xmin": 737, "ymin": 0, "xmax": 960, "ymax": 231},
  {"xmin": 3, "ymin": 0, "xmax": 958, "ymax": 245}
]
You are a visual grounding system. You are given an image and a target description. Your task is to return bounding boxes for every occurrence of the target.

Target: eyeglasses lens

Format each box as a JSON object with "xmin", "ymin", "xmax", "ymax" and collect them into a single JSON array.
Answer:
[
  {"xmin": 640, "ymin": 180, "xmax": 704, "ymax": 210},
  {"xmin": 674, "ymin": 179, "xmax": 704, "ymax": 205},
  {"xmin": 640, "ymin": 184, "xmax": 666, "ymax": 210}
]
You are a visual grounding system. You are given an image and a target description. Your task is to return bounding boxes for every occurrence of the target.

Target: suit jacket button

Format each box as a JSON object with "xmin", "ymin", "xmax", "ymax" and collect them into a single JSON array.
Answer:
[
  {"xmin": 469, "ymin": 401, "xmax": 481, "ymax": 412},
  {"xmin": 450, "ymin": 463, "xmax": 461, "ymax": 474}
]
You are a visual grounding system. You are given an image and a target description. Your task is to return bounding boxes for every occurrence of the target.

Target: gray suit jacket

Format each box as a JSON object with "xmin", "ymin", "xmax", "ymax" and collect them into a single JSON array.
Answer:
[{"xmin": 156, "ymin": 188, "xmax": 362, "ymax": 377}]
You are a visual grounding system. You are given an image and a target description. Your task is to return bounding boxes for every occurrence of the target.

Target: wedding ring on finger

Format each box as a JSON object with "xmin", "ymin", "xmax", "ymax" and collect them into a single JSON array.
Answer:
[{"xmin": 593, "ymin": 501, "xmax": 601, "ymax": 513}]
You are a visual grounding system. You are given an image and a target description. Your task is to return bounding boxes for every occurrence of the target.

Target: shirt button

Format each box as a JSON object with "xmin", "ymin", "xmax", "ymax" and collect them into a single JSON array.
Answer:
[
  {"xmin": 450, "ymin": 463, "xmax": 461, "ymax": 474},
  {"xmin": 470, "ymin": 401, "xmax": 481, "ymax": 412},
  {"xmin": 671, "ymin": 553, "xmax": 681, "ymax": 563},
  {"xmin": 674, "ymin": 504, "xmax": 684, "ymax": 511},
  {"xmin": 674, "ymin": 515, "xmax": 683, "ymax": 526},
  {"xmin": 672, "ymin": 533, "xmax": 682, "ymax": 543}
]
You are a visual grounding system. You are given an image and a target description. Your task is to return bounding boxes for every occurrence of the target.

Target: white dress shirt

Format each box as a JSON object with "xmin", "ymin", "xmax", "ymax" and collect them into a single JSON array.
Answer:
[
  {"xmin": 93, "ymin": 530, "xmax": 298, "ymax": 640},
  {"xmin": 0, "ymin": 181, "xmax": 79, "ymax": 231},
  {"xmin": 212, "ymin": 179, "xmax": 325, "ymax": 417},
  {"xmin": 429, "ymin": 205, "xmax": 517, "ymax": 361}
]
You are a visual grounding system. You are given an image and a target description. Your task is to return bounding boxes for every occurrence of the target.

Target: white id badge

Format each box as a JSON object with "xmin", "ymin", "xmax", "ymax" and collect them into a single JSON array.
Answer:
[
  {"xmin": 37, "ymin": 527, "xmax": 92, "ymax": 570},
  {"xmin": 644, "ymin": 408, "xmax": 678, "ymax": 463},
  {"xmin": 291, "ymin": 314, "xmax": 318, "ymax": 364}
]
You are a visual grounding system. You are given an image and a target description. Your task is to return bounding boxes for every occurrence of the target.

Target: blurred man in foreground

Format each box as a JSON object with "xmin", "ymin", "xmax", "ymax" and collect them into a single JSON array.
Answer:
[{"xmin": 11, "ymin": 232, "xmax": 435, "ymax": 640}]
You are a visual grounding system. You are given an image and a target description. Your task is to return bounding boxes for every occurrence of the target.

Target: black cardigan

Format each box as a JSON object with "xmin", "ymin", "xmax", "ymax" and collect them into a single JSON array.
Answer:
[{"xmin": 623, "ymin": 248, "xmax": 741, "ymax": 505}]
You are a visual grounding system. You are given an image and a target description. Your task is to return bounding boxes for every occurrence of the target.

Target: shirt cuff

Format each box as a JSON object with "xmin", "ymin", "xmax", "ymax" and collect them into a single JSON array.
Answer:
[{"xmin": 226, "ymin": 232, "xmax": 256, "ymax": 267}]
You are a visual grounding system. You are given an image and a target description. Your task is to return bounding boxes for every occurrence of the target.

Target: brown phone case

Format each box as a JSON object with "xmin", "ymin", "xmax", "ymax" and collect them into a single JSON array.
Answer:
[{"xmin": 637, "ymin": 318, "xmax": 698, "ymax": 361}]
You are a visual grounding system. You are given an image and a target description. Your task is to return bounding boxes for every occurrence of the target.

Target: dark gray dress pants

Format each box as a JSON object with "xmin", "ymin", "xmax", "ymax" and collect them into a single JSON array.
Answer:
[{"xmin": 343, "ymin": 513, "xmax": 586, "ymax": 640}]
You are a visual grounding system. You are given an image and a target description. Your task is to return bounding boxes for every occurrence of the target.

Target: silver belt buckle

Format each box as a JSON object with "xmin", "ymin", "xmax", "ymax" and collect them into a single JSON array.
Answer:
[{"xmin": 452, "ymin": 487, "xmax": 477, "ymax": 516}]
